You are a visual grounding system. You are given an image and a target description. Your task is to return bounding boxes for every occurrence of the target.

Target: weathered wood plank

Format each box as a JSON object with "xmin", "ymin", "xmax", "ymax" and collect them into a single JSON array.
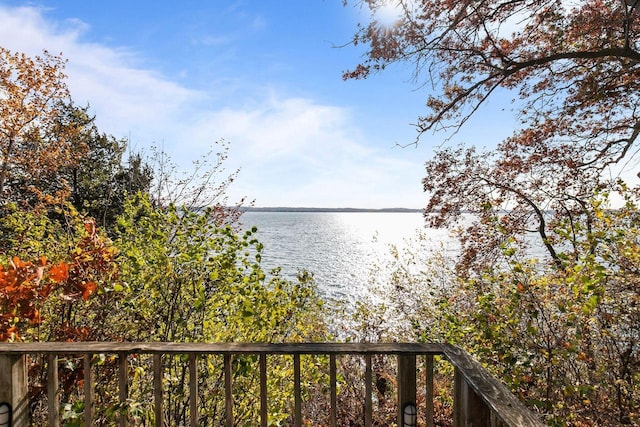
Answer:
[
  {"xmin": 329, "ymin": 354, "xmax": 337, "ymax": 427},
  {"xmin": 189, "ymin": 354, "xmax": 198, "ymax": 427},
  {"xmin": 118, "ymin": 352, "xmax": 128, "ymax": 427},
  {"xmin": 224, "ymin": 353, "xmax": 233, "ymax": 427},
  {"xmin": 293, "ymin": 354, "xmax": 302, "ymax": 427},
  {"xmin": 443, "ymin": 345, "xmax": 545, "ymax": 427},
  {"xmin": 47, "ymin": 354, "xmax": 59, "ymax": 427},
  {"xmin": 260, "ymin": 353, "xmax": 268, "ymax": 427},
  {"xmin": 0, "ymin": 341, "xmax": 446, "ymax": 355},
  {"xmin": 153, "ymin": 354, "xmax": 163, "ymax": 427},
  {"xmin": 83, "ymin": 354, "xmax": 93, "ymax": 427}
]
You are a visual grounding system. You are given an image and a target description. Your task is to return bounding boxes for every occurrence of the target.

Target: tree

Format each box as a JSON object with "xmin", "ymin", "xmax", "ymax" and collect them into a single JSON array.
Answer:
[
  {"xmin": 342, "ymin": 186, "xmax": 640, "ymax": 425},
  {"xmin": 0, "ymin": 47, "xmax": 80, "ymax": 207},
  {"xmin": 345, "ymin": 3, "xmax": 640, "ymax": 423},
  {"xmin": 0, "ymin": 191, "xmax": 327, "ymax": 425},
  {"xmin": 148, "ymin": 139, "xmax": 247, "ymax": 225},
  {"xmin": 55, "ymin": 103, "xmax": 153, "ymax": 231},
  {"xmin": 0, "ymin": 204, "xmax": 120, "ymax": 343},
  {"xmin": 346, "ymin": 0, "xmax": 640, "ymax": 270},
  {"xmin": 422, "ymin": 188, "xmax": 640, "ymax": 424},
  {"xmin": 106, "ymin": 193, "xmax": 326, "ymax": 425}
]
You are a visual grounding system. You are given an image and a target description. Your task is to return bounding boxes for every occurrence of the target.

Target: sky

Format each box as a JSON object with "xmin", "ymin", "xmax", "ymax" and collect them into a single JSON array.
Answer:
[{"xmin": 0, "ymin": 1, "xmax": 517, "ymax": 208}]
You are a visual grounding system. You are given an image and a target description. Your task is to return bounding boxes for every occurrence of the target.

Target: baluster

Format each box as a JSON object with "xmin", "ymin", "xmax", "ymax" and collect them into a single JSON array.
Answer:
[
  {"xmin": 118, "ymin": 352, "xmax": 128, "ymax": 427},
  {"xmin": 293, "ymin": 354, "xmax": 301, "ymax": 427},
  {"xmin": 189, "ymin": 354, "xmax": 198, "ymax": 427},
  {"xmin": 47, "ymin": 354, "xmax": 59, "ymax": 427},
  {"xmin": 365, "ymin": 355, "xmax": 372, "ymax": 427},
  {"xmin": 425, "ymin": 355, "xmax": 434, "ymax": 427},
  {"xmin": 153, "ymin": 354, "xmax": 163, "ymax": 427},
  {"xmin": 260, "ymin": 353, "xmax": 267, "ymax": 427},
  {"xmin": 83, "ymin": 354, "xmax": 93, "ymax": 426},
  {"xmin": 329, "ymin": 354, "xmax": 337, "ymax": 427},
  {"xmin": 224, "ymin": 353, "xmax": 233, "ymax": 427}
]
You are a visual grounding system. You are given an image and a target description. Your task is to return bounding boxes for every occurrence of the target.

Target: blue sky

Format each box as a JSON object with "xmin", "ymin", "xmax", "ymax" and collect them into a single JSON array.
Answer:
[{"xmin": 0, "ymin": 1, "xmax": 516, "ymax": 208}]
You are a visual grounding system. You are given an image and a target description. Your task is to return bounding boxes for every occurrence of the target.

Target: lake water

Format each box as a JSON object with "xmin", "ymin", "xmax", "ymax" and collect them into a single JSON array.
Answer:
[{"xmin": 240, "ymin": 212, "xmax": 459, "ymax": 302}]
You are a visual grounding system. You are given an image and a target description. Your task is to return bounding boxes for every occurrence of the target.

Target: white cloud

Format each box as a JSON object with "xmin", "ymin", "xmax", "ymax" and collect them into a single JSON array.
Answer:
[
  {"xmin": 188, "ymin": 94, "xmax": 425, "ymax": 207},
  {"xmin": 0, "ymin": 5, "xmax": 426, "ymax": 208},
  {"xmin": 198, "ymin": 95, "xmax": 360, "ymax": 158},
  {"xmin": 0, "ymin": 5, "xmax": 202, "ymax": 144}
]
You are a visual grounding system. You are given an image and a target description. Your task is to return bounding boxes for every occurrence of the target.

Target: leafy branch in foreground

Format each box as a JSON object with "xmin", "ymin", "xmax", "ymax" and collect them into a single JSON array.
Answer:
[
  {"xmin": 346, "ymin": 0, "xmax": 640, "ymax": 274},
  {"xmin": 348, "ymin": 187, "xmax": 640, "ymax": 425}
]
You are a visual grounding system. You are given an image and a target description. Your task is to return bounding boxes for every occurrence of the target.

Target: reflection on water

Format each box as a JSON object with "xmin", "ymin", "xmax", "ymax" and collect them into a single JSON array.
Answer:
[{"xmin": 241, "ymin": 212, "xmax": 459, "ymax": 302}]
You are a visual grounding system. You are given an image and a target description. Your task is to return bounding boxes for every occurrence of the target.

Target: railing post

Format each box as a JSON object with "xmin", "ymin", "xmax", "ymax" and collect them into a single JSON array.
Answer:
[
  {"xmin": 397, "ymin": 354, "xmax": 416, "ymax": 427},
  {"xmin": 0, "ymin": 354, "xmax": 28, "ymax": 427},
  {"xmin": 454, "ymin": 367, "xmax": 490, "ymax": 427}
]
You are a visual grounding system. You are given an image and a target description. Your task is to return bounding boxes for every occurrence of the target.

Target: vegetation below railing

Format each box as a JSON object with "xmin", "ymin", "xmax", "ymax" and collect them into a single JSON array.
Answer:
[{"xmin": 0, "ymin": 342, "xmax": 545, "ymax": 427}]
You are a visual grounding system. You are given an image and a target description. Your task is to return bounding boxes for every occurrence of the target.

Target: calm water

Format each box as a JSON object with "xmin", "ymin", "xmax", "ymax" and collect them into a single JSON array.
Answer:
[{"xmin": 241, "ymin": 212, "xmax": 458, "ymax": 302}]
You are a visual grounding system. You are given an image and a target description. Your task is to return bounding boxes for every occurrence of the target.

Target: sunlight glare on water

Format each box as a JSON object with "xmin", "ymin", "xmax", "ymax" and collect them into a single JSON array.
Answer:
[{"xmin": 241, "ymin": 212, "xmax": 459, "ymax": 303}]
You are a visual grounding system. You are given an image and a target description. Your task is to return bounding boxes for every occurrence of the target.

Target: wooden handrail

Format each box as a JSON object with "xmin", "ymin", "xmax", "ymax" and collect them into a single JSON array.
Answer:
[
  {"xmin": 442, "ymin": 344, "xmax": 545, "ymax": 427},
  {"xmin": 0, "ymin": 342, "xmax": 545, "ymax": 427},
  {"xmin": 0, "ymin": 341, "xmax": 446, "ymax": 354}
]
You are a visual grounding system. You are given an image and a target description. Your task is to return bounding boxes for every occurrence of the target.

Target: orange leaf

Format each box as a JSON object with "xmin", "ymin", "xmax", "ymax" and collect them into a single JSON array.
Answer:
[
  {"xmin": 29, "ymin": 308, "xmax": 41, "ymax": 325},
  {"xmin": 49, "ymin": 262, "xmax": 69, "ymax": 283},
  {"xmin": 11, "ymin": 257, "xmax": 27, "ymax": 269},
  {"xmin": 81, "ymin": 281, "xmax": 97, "ymax": 301},
  {"xmin": 84, "ymin": 220, "xmax": 96, "ymax": 236},
  {"xmin": 38, "ymin": 284, "xmax": 53, "ymax": 298}
]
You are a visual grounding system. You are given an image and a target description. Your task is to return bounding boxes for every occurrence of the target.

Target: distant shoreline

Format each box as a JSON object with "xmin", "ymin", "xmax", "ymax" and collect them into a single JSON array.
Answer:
[{"xmin": 241, "ymin": 207, "xmax": 424, "ymax": 213}]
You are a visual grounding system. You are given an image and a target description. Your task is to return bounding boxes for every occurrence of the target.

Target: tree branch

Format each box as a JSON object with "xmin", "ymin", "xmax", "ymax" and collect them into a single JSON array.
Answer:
[{"xmin": 478, "ymin": 174, "xmax": 563, "ymax": 267}]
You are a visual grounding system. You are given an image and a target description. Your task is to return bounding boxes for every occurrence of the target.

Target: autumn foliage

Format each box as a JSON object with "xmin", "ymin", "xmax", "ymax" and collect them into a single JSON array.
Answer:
[
  {"xmin": 344, "ymin": 1, "xmax": 640, "ymax": 425},
  {"xmin": 0, "ymin": 219, "xmax": 117, "ymax": 342},
  {"xmin": 0, "ymin": 44, "xmax": 324, "ymax": 426},
  {"xmin": 0, "ymin": 257, "xmax": 47, "ymax": 341},
  {"xmin": 347, "ymin": 0, "xmax": 640, "ymax": 271},
  {"xmin": 0, "ymin": 47, "xmax": 82, "ymax": 207}
]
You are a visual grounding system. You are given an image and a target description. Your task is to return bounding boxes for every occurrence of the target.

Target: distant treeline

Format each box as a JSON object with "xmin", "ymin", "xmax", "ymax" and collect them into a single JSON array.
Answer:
[{"xmin": 240, "ymin": 207, "xmax": 424, "ymax": 213}]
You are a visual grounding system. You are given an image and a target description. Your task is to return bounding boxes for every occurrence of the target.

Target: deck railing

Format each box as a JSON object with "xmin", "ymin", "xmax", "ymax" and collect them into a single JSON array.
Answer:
[{"xmin": 0, "ymin": 342, "xmax": 544, "ymax": 427}]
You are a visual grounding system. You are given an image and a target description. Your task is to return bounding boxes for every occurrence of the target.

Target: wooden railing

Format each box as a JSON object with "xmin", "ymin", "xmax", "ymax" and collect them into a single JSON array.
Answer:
[{"xmin": 0, "ymin": 342, "xmax": 545, "ymax": 427}]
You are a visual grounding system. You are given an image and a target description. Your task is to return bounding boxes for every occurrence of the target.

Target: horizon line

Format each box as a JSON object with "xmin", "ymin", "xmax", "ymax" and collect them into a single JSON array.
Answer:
[{"xmin": 240, "ymin": 207, "xmax": 424, "ymax": 213}]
